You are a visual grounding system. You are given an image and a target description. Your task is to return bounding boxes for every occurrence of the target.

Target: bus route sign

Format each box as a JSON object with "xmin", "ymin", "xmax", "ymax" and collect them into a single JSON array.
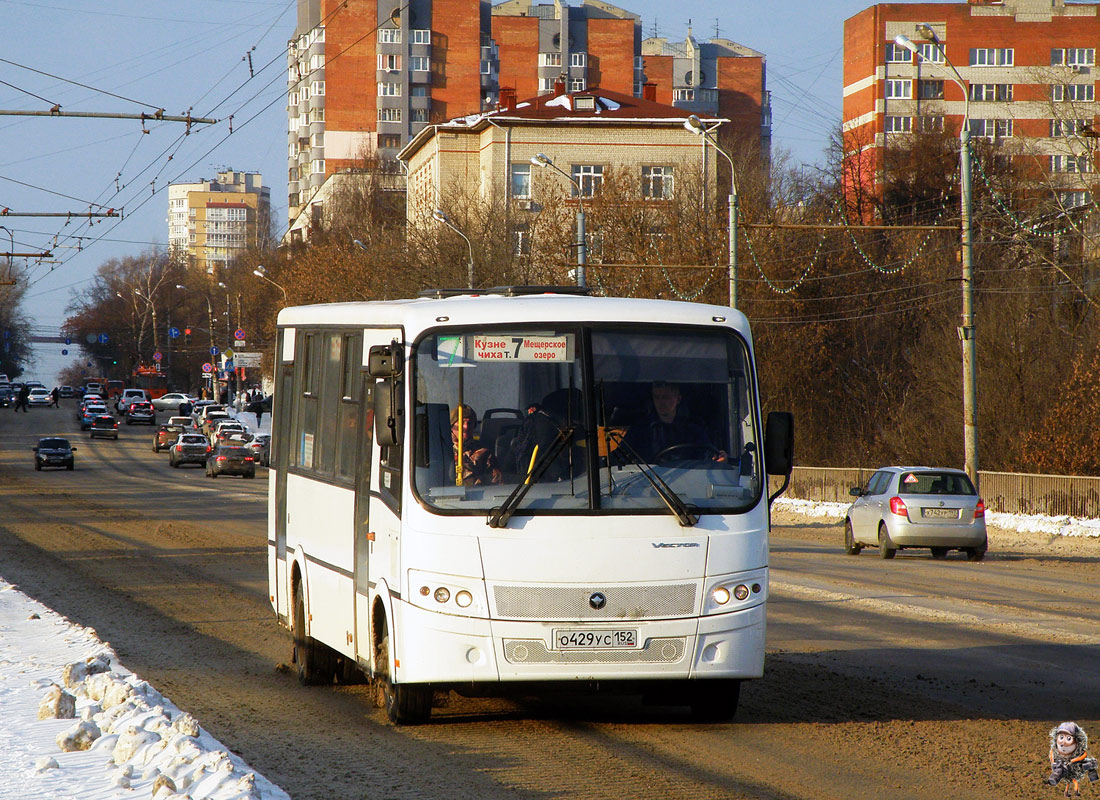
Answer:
[{"xmin": 471, "ymin": 334, "xmax": 574, "ymax": 363}]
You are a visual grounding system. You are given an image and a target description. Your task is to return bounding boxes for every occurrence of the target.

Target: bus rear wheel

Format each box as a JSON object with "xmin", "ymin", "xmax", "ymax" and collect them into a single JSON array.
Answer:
[
  {"xmin": 293, "ymin": 584, "xmax": 333, "ymax": 686},
  {"xmin": 376, "ymin": 626, "xmax": 432, "ymax": 725}
]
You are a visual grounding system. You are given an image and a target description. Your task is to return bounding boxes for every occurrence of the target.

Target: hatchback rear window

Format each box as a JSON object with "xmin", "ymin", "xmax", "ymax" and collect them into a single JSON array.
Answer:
[
  {"xmin": 898, "ymin": 472, "xmax": 976, "ymax": 495},
  {"xmin": 39, "ymin": 439, "xmax": 69, "ymax": 449}
]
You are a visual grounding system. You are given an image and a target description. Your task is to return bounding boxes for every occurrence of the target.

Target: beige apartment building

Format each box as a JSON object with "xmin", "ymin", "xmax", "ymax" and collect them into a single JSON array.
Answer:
[
  {"xmin": 399, "ymin": 85, "xmax": 724, "ymax": 253},
  {"xmin": 167, "ymin": 171, "xmax": 270, "ymax": 274}
]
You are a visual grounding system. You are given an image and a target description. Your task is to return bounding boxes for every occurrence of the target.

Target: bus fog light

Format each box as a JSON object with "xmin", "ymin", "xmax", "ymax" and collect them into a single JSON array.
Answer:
[
  {"xmin": 733, "ymin": 584, "xmax": 750, "ymax": 601},
  {"xmin": 419, "ymin": 586, "xmax": 430, "ymax": 596},
  {"xmin": 712, "ymin": 587, "xmax": 731, "ymax": 605},
  {"xmin": 434, "ymin": 587, "xmax": 450, "ymax": 603},
  {"xmin": 455, "ymin": 590, "xmax": 473, "ymax": 608}
]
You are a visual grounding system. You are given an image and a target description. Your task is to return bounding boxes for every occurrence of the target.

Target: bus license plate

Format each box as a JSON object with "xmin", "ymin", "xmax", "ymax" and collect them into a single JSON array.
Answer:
[
  {"xmin": 922, "ymin": 507, "xmax": 959, "ymax": 519},
  {"xmin": 553, "ymin": 629, "xmax": 638, "ymax": 650}
]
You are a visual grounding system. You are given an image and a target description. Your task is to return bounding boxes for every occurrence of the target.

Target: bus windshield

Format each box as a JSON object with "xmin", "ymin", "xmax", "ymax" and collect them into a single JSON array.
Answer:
[{"xmin": 412, "ymin": 325, "xmax": 761, "ymax": 516}]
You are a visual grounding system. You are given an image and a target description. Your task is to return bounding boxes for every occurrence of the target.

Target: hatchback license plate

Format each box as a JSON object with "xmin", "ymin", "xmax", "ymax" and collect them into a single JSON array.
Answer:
[
  {"xmin": 922, "ymin": 507, "xmax": 959, "ymax": 519},
  {"xmin": 553, "ymin": 629, "xmax": 637, "ymax": 650}
]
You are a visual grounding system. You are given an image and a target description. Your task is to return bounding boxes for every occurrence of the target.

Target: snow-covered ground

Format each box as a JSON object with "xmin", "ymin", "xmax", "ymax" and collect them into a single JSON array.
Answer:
[{"xmin": 0, "ymin": 580, "xmax": 290, "ymax": 800}]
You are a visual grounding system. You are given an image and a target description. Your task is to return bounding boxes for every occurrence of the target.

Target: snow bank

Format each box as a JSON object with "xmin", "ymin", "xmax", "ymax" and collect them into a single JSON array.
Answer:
[
  {"xmin": 0, "ymin": 578, "xmax": 289, "ymax": 800},
  {"xmin": 774, "ymin": 497, "xmax": 1100, "ymax": 538}
]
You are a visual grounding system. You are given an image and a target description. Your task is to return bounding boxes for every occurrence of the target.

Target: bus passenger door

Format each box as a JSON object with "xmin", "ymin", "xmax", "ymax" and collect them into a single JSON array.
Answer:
[
  {"xmin": 272, "ymin": 350, "xmax": 294, "ymax": 621},
  {"xmin": 353, "ymin": 373, "xmax": 374, "ymax": 665}
]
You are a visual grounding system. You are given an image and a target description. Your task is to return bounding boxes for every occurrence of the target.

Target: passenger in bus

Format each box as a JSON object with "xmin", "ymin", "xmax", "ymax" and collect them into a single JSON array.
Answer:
[
  {"xmin": 451, "ymin": 405, "xmax": 502, "ymax": 485},
  {"xmin": 621, "ymin": 382, "xmax": 727, "ymax": 463}
]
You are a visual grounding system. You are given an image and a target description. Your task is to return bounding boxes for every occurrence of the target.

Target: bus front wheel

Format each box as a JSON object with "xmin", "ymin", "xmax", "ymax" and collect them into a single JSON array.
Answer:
[
  {"xmin": 376, "ymin": 625, "xmax": 432, "ymax": 725},
  {"xmin": 688, "ymin": 679, "xmax": 741, "ymax": 723},
  {"xmin": 293, "ymin": 583, "xmax": 333, "ymax": 686}
]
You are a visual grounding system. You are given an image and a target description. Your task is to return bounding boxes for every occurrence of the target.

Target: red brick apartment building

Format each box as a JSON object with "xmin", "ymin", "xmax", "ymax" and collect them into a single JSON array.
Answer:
[
  {"xmin": 843, "ymin": 0, "xmax": 1100, "ymax": 207},
  {"xmin": 286, "ymin": 0, "xmax": 770, "ymax": 239}
]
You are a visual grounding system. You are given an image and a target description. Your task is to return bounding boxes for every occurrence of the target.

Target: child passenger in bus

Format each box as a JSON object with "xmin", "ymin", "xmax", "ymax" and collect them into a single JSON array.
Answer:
[{"xmin": 451, "ymin": 404, "xmax": 502, "ymax": 485}]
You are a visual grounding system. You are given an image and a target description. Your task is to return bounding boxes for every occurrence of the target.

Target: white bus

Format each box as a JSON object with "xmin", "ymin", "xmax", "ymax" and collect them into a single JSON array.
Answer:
[{"xmin": 267, "ymin": 287, "xmax": 793, "ymax": 724}]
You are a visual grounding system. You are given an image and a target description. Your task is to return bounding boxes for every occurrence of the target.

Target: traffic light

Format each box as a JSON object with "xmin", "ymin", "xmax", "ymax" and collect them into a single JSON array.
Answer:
[{"xmin": 184, "ymin": 327, "xmax": 192, "ymax": 346}]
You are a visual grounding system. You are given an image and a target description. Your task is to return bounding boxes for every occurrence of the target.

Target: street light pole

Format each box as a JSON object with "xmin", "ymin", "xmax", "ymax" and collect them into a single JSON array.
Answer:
[
  {"xmin": 684, "ymin": 115, "xmax": 738, "ymax": 309},
  {"xmin": 531, "ymin": 153, "xmax": 586, "ymax": 288},
  {"xmin": 253, "ymin": 266, "xmax": 288, "ymax": 302},
  {"xmin": 896, "ymin": 30, "xmax": 979, "ymax": 488},
  {"xmin": 430, "ymin": 210, "xmax": 475, "ymax": 289}
]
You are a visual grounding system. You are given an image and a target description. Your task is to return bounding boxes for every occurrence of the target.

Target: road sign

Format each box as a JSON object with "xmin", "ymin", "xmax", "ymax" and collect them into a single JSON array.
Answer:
[
  {"xmin": 201, "ymin": 362, "xmax": 214, "ymax": 373},
  {"xmin": 61, "ymin": 349, "xmax": 68, "ymax": 355},
  {"xmin": 224, "ymin": 359, "xmax": 234, "ymax": 370},
  {"xmin": 222, "ymin": 348, "xmax": 235, "ymax": 361},
  {"xmin": 234, "ymin": 328, "xmax": 245, "ymax": 341},
  {"xmin": 202, "ymin": 371, "xmax": 213, "ymax": 378},
  {"xmin": 234, "ymin": 351, "xmax": 262, "ymax": 367},
  {"xmin": 168, "ymin": 327, "xmax": 180, "ymax": 339},
  {"xmin": 64, "ymin": 337, "xmax": 72, "ymax": 345},
  {"xmin": 152, "ymin": 351, "xmax": 162, "ymax": 362},
  {"xmin": 209, "ymin": 346, "xmax": 219, "ymax": 356},
  {"xmin": 97, "ymin": 333, "xmax": 109, "ymax": 344}
]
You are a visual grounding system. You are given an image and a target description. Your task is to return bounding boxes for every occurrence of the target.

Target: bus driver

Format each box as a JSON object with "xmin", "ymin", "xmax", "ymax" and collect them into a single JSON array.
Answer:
[{"xmin": 622, "ymin": 382, "xmax": 728, "ymax": 463}]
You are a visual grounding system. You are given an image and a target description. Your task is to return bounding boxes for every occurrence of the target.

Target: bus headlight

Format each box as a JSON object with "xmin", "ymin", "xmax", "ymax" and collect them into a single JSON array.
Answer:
[
  {"xmin": 408, "ymin": 569, "xmax": 488, "ymax": 618},
  {"xmin": 455, "ymin": 590, "xmax": 473, "ymax": 608},
  {"xmin": 704, "ymin": 572, "xmax": 766, "ymax": 615},
  {"xmin": 434, "ymin": 587, "xmax": 451, "ymax": 603}
]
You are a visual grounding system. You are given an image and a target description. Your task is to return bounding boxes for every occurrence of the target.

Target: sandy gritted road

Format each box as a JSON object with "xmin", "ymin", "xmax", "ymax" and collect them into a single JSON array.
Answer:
[{"xmin": 1, "ymin": 401, "xmax": 1098, "ymax": 799}]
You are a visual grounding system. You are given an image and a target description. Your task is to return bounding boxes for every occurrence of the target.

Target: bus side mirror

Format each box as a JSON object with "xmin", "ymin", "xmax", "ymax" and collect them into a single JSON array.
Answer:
[
  {"xmin": 374, "ymin": 378, "xmax": 403, "ymax": 447},
  {"xmin": 764, "ymin": 411, "xmax": 794, "ymax": 476},
  {"xmin": 368, "ymin": 343, "xmax": 403, "ymax": 378}
]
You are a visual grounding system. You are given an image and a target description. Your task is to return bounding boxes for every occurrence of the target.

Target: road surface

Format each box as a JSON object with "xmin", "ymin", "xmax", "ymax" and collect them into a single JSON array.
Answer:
[{"xmin": 0, "ymin": 401, "xmax": 1095, "ymax": 799}]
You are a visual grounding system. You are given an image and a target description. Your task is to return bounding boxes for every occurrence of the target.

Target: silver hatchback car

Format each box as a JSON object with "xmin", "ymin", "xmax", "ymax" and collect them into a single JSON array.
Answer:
[{"xmin": 844, "ymin": 466, "xmax": 987, "ymax": 561}]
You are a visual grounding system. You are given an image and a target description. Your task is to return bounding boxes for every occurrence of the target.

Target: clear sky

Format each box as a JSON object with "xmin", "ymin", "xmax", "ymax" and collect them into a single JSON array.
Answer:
[{"xmin": 1, "ymin": 0, "xmax": 958, "ymax": 340}]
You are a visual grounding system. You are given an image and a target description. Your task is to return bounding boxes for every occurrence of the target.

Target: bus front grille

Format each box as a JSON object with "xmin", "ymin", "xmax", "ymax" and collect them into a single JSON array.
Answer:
[
  {"xmin": 503, "ymin": 637, "xmax": 687, "ymax": 664},
  {"xmin": 492, "ymin": 584, "xmax": 696, "ymax": 620}
]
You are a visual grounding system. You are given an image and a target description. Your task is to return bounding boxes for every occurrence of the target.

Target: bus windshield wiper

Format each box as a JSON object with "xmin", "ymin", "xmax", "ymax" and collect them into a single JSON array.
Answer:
[
  {"xmin": 488, "ymin": 426, "xmax": 575, "ymax": 528},
  {"xmin": 606, "ymin": 432, "xmax": 699, "ymax": 527}
]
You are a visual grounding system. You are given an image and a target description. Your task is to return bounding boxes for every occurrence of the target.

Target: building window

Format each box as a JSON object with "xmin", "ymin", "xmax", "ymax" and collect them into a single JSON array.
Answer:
[
  {"xmin": 886, "ymin": 79, "xmax": 912, "ymax": 100},
  {"xmin": 378, "ymin": 83, "xmax": 401, "ymax": 97},
  {"xmin": 885, "ymin": 42, "xmax": 912, "ymax": 63},
  {"xmin": 641, "ymin": 166, "xmax": 673, "ymax": 199},
  {"xmin": 510, "ymin": 163, "xmax": 531, "ymax": 199},
  {"xmin": 378, "ymin": 108, "xmax": 402, "ymax": 122},
  {"xmin": 1051, "ymin": 118, "xmax": 1090, "ymax": 136},
  {"xmin": 539, "ymin": 52, "xmax": 562, "ymax": 68},
  {"xmin": 970, "ymin": 83, "xmax": 1013, "ymax": 102},
  {"xmin": 310, "ymin": 132, "xmax": 324, "ymax": 147},
  {"xmin": 571, "ymin": 164, "xmax": 603, "ymax": 197},
  {"xmin": 917, "ymin": 80, "xmax": 944, "ymax": 100},
  {"xmin": 970, "ymin": 118, "xmax": 1012, "ymax": 139},
  {"xmin": 884, "ymin": 115, "xmax": 912, "ymax": 133},
  {"xmin": 311, "ymin": 80, "xmax": 325, "ymax": 96},
  {"xmin": 411, "ymin": 29, "xmax": 430, "ymax": 45},
  {"xmin": 1058, "ymin": 190, "xmax": 1091, "ymax": 208},
  {"xmin": 1051, "ymin": 154, "xmax": 1092, "ymax": 173},
  {"xmin": 378, "ymin": 134, "xmax": 402, "ymax": 149},
  {"xmin": 411, "ymin": 85, "xmax": 429, "ymax": 97},
  {"xmin": 412, "ymin": 108, "xmax": 428, "ymax": 123},
  {"xmin": 288, "ymin": 91, "xmax": 299, "ymax": 106},
  {"xmin": 918, "ymin": 42, "xmax": 944, "ymax": 64},
  {"xmin": 1052, "ymin": 48, "xmax": 1095, "ymax": 67},
  {"xmin": 570, "ymin": 78, "xmax": 586, "ymax": 92},
  {"xmin": 481, "ymin": 60, "xmax": 492, "ymax": 74},
  {"xmin": 673, "ymin": 88, "xmax": 695, "ymax": 102},
  {"xmin": 379, "ymin": 28, "xmax": 401, "ymax": 44},
  {"xmin": 309, "ymin": 54, "xmax": 325, "ymax": 71},
  {"xmin": 378, "ymin": 53, "xmax": 401, "ymax": 71},
  {"xmin": 309, "ymin": 108, "xmax": 325, "ymax": 123},
  {"xmin": 571, "ymin": 52, "xmax": 587, "ymax": 68},
  {"xmin": 970, "ymin": 48, "xmax": 1013, "ymax": 67},
  {"xmin": 538, "ymin": 77, "xmax": 556, "ymax": 94},
  {"xmin": 311, "ymin": 159, "xmax": 325, "ymax": 174},
  {"xmin": 919, "ymin": 115, "xmax": 944, "ymax": 132},
  {"xmin": 410, "ymin": 56, "xmax": 430, "ymax": 71},
  {"xmin": 1052, "ymin": 84, "xmax": 1095, "ymax": 102}
]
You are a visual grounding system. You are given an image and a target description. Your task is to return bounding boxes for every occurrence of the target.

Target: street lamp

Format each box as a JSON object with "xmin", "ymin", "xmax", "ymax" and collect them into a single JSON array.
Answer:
[
  {"xmin": 530, "ymin": 152, "xmax": 587, "ymax": 288},
  {"xmin": 895, "ymin": 29, "xmax": 979, "ymax": 488},
  {"xmin": 177, "ymin": 283, "xmax": 217, "ymax": 396},
  {"xmin": 431, "ymin": 209, "xmax": 475, "ymax": 289},
  {"xmin": 253, "ymin": 265, "xmax": 288, "ymax": 302},
  {"xmin": 134, "ymin": 289, "xmax": 159, "ymax": 354},
  {"xmin": 684, "ymin": 114, "xmax": 739, "ymax": 309},
  {"xmin": 216, "ymin": 281, "xmax": 232, "ymax": 342},
  {"xmin": 115, "ymin": 290, "xmax": 141, "ymax": 365}
]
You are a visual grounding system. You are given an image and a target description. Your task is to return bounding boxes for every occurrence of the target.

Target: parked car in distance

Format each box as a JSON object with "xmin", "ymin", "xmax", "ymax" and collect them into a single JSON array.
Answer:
[
  {"xmin": 116, "ymin": 388, "xmax": 149, "ymax": 414},
  {"xmin": 89, "ymin": 414, "xmax": 119, "ymax": 440},
  {"xmin": 33, "ymin": 437, "xmax": 75, "ymax": 470},
  {"xmin": 152, "ymin": 392, "xmax": 198, "ymax": 413},
  {"xmin": 248, "ymin": 433, "xmax": 271, "ymax": 466},
  {"xmin": 27, "ymin": 387, "xmax": 52, "ymax": 406},
  {"xmin": 206, "ymin": 442, "xmax": 256, "ymax": 478},
  {"xmin": 58, "ymin": 385, "xmax": 75, "ymax": 398},
  {"xmin": 80, "ymin": 404, "xmax": 109, "ymax": 429},
  {"xmin": 153, "ymin": 422, "xmax": 188, "ymax": 452},
  {"xmin": 844, "ymin": 466, "xmax": 987, "ymax": 561},
  {"xmin": 125, "ymin": 400, "xmax": 156, "ymax": 425},
  {"xmin": 169, "ymin": 433, "xmax": 211, "ymax": 468}
]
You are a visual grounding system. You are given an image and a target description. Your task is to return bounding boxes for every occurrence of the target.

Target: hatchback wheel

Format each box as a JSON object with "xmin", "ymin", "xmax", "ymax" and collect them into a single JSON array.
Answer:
[
  {"xmin": 930, "ymin": 547, "xmax": 949, "ymax": 560},
  {"xmin": 843, "ymin": 520, "xmax": 861, "ymax": 555},
  {"xmin": 878, "ymin": 524, "xmax": 896, "ymax": 559},
  {"xmin": 965, "ymin": 546, "xmax": 986, "ymax": 562}
]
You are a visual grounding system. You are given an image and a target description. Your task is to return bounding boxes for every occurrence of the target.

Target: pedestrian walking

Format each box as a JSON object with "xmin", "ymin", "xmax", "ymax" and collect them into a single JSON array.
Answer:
[
  {"xmin": 13, "ymin": 384, "xmax": 29, "ymax": 412},
  {"xmin": 49, "ymin": 387, "xmax": 59, "ymax": 407},
  {"xmin": 249, "ymin": 397, "xmax": 264, "ymax": 428}
]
